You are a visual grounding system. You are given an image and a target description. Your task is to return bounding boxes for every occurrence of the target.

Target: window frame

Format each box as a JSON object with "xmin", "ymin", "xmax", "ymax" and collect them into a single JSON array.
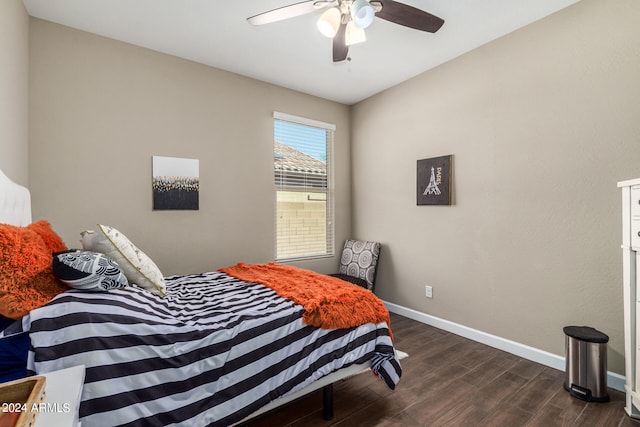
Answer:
[{"xmin": 273, "ymin": 111, "xmax": 336, "ymax": 262}]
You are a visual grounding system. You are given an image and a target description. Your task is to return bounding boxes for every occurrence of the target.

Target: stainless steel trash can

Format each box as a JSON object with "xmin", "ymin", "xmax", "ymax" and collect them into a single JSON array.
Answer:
[{"xmin": 563, "ymin": 326, "xmax": 609, "ymax": 402}]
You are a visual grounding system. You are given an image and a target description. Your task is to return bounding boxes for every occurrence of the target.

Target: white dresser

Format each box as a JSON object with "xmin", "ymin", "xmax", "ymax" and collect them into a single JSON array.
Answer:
[{"xmin": 620, "ymin": 178, "xmax": 640, "ymax": 417}]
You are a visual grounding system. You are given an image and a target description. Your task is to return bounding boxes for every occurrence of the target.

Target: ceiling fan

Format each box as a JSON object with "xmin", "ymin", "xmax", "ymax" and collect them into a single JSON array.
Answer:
[{"xmin": 247, "ymin": 0, "xmax": 445, "ymax": 62}]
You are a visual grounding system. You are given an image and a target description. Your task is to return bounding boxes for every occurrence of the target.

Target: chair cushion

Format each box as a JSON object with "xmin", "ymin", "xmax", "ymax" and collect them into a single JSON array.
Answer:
[
  {"xmin": 330, "ymin": 273, "xmax": 369, "ymax": 289},
  {"xmin": 337, "ymin": 240, "xmax": 381, "ymax": 291}
]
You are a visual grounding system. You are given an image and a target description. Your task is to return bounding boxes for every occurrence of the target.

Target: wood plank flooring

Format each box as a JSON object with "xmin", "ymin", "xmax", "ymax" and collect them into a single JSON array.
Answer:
[{"xmin": 240, "ymin": 313, "xmax": 640, "ymax": 427}]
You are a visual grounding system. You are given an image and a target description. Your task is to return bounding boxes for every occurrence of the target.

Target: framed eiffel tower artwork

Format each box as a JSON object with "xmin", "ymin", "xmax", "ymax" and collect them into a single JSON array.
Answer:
[{"xmin": 417, "ymin": 155, "xmax": 452, "ymax": 205}]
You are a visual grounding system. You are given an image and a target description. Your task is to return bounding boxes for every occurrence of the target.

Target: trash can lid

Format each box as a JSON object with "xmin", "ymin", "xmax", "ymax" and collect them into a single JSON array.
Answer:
[{"xmin": 563, "ymin": 326, "xmax": 609, "ymax": 343}]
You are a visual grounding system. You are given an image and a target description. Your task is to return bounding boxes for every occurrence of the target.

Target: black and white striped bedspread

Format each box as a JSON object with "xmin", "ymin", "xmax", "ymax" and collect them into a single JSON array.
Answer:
[{"xmin": 24, "ymin": 271, "xmax": 401, "ymax": 426}]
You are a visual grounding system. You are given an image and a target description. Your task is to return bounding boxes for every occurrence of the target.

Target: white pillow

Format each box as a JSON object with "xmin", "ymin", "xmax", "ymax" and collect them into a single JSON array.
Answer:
[{"xmin": 81, "ymin": 224, "xmax": 167, "ymax": 296}]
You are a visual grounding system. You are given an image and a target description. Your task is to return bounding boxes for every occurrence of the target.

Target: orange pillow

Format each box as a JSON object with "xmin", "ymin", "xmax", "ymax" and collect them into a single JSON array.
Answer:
[
  {"xmin": 0, "ymin": 222, "xmax": 68, "ymax": 319},
  {"xmin": 27, "ymin": 220, "xmax": 68, "ymax": 253}
]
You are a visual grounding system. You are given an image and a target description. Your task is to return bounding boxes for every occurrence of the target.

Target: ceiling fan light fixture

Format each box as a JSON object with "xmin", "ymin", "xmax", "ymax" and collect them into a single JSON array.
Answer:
[
  {"xmin": 345, "ymin": 20, "xmax": 366, "ymax": 46},
  {"xmin": 350, "ymin": 0, "xmax": 375, "ymax": 29},
  {"xmin": 317, "ymin": 7, "xmax": 341, "ymax": 38}
]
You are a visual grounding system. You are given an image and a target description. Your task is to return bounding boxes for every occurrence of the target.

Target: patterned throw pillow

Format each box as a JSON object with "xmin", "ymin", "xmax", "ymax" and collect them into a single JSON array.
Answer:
[
  {"xmin": 338, "ymin": 240, "xmax": 381, "ymax": 291},
  {"xmin": 80, "ymin": 225, "xmax": 167, "ymax": 296},
  {"xmin": 53, "ymin": 250, "xmax": 129, "ymax": 291}
]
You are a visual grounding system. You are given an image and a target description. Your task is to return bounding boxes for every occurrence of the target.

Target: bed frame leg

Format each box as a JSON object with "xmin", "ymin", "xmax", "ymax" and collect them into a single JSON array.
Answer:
[{"xmin": 322, "ymin": 384, "xmax": 334, "ymax": 420}]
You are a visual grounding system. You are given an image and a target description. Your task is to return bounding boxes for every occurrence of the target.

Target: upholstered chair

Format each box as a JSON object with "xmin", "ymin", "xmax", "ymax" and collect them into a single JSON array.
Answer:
[{"xmin": 330, "ymin": 240, "xmax": 381, "ymax": 292}]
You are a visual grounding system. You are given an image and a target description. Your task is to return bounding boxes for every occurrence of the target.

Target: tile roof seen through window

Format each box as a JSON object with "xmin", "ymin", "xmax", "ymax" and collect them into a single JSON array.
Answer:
[{"xmin": 274, "ymin": 141, "xmax": 326, "ymax": 176}]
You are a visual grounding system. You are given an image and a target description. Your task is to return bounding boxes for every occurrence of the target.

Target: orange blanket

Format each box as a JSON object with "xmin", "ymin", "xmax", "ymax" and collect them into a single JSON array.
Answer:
[{"xmin": 220, "ymin": 262, "xmax": 391, "ymax": 335}]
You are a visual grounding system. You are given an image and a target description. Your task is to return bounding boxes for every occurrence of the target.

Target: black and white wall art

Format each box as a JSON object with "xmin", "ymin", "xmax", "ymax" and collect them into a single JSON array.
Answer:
[
  {"xmin": 417, "ymin": 155, "xmax": 452, "ymax": 206},
  {"xmin": 152, "ymin": 156, "xmax": 199, "ymax": 210}
]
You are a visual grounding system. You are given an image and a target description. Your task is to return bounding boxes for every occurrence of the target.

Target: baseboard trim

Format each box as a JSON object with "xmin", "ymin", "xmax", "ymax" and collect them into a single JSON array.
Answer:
[{"xmin": 384, "ymin": 301, "xmax": 626, "ymax": 392}]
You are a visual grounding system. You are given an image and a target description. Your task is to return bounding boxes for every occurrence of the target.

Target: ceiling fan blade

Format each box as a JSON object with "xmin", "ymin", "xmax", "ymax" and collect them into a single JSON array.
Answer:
[
  {"xmin": 333, "ymin": 22, "xmax": 348, "ymax": 62},
  {"xmin": 376, "ymin": 0, "xmax": 444, "ymax": 33},
  {"xmin": 248, "ymin": 1, "xmax": 327, "ymax": 26}
]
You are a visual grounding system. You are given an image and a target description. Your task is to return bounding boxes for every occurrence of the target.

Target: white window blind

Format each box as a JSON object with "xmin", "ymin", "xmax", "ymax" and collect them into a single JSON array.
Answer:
[{"xmin": 273, "ymin": 112, "xmax": 335, "ymax": 261}]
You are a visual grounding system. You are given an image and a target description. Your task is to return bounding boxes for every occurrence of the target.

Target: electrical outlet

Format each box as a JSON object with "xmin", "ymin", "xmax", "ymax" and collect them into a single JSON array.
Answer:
[{"xmin": 425, "ymin": 285, "xmax": 433, "ymax": 299}]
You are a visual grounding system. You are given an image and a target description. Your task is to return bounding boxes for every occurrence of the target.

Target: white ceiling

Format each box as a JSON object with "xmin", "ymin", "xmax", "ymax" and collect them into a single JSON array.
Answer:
[{"xmin": 23, "ymin": 0, "xmax": 581, "ymax": 105}]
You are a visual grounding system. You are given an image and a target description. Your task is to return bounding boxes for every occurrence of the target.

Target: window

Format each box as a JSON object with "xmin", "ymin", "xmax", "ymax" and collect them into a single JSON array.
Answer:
[{"xmin": 273, "ymin": 112, "xmax": 335, "ymax": 261}]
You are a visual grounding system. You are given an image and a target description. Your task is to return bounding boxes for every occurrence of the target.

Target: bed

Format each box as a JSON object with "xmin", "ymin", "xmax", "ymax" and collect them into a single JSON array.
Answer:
[{"xmin": 0, "ymin": 168, "xmax": 404, "ymax": 426}]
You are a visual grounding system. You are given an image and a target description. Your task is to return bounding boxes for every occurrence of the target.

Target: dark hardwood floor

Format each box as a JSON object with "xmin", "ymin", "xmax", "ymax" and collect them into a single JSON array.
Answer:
[{"xmin": 241, "ymin": 312, "xmax": 640, "ymax": 427}]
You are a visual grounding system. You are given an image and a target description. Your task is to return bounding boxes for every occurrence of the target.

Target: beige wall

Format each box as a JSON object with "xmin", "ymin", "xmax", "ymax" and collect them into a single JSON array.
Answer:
[
  {"xmin": 28, "ymin": 19, "xmax": 351, "ymax": 276},
  {"xmin": 23, "ymin": 0, "xmax": 640, "ymax": 375},
  {"xmin": 0, "ymin": 0, "xmax": 29, "ymax": 185},
  {"xmin": 351, "ymin": 0, "xmax": 640, "ymax": 374}
]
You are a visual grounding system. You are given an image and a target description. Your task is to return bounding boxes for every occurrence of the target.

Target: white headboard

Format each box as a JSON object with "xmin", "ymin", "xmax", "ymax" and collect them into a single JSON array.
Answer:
[{"xmin": 0, "ymin": 169, "xmax": 32, "ymax": 226}]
